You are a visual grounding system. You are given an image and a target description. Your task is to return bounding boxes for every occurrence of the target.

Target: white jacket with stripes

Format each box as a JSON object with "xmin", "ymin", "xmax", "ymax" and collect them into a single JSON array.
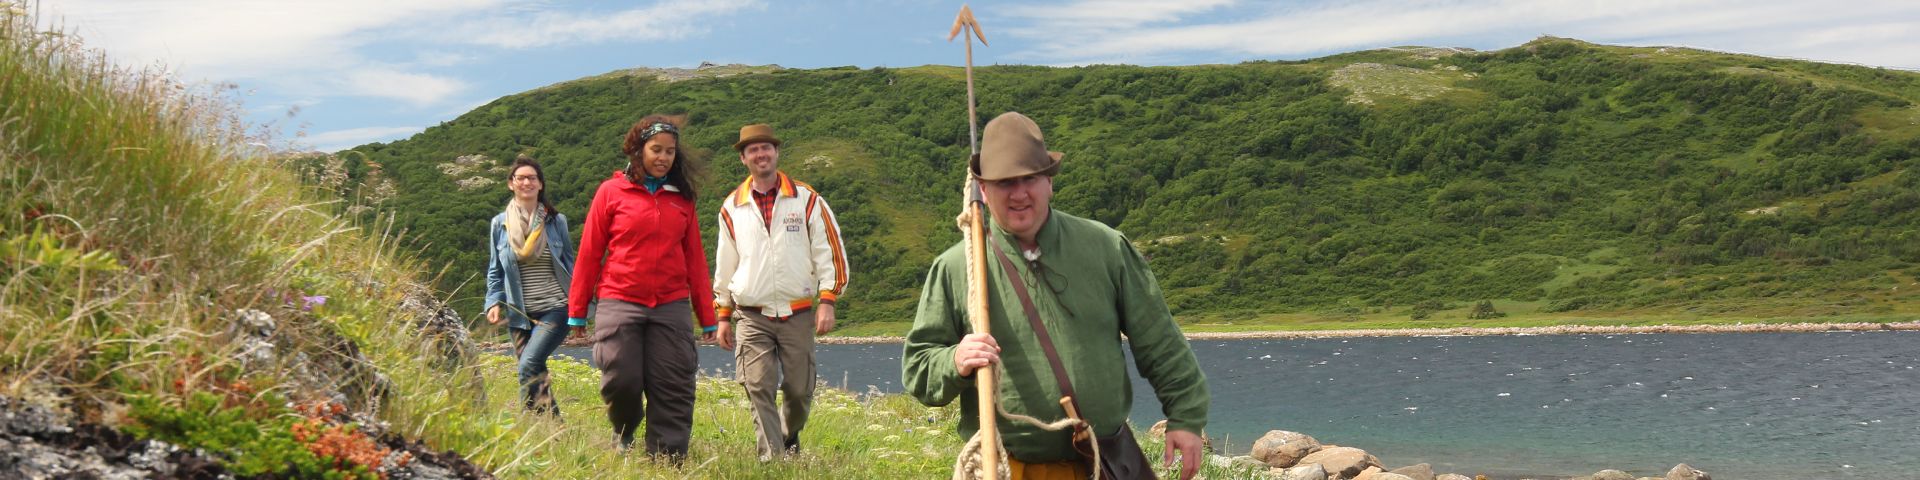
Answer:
[{"xmin": 713, "ymin": 172, "xmax": 849, "ymax": 318}]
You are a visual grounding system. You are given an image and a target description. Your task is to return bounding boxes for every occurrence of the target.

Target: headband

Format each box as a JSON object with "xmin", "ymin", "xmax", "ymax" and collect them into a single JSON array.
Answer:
[{"xmin": 638, "ymin": 121, "xmax": 679, "ymax": 141}]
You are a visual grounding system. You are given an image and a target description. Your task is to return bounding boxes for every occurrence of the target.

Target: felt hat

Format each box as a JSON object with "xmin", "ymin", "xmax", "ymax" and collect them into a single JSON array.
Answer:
[{"xmin": 971, "ymin": 112, "xmax": 1062, "ymax": 180}]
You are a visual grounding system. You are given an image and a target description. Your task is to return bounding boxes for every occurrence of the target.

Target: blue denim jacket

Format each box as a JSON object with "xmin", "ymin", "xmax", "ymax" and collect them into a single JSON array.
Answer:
[{"xmin": 485, "ymin": 211, "xmax": 576, "ymax": 330}]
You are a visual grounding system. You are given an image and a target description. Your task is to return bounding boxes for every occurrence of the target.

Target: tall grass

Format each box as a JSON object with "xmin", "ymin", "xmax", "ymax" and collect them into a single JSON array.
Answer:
[
  {"xmin": 1, "ymin": 0, "xmax": 494, "ymax": 465},
  {"xmin": 1, "ymin": 0, "xmax": 324, "ymax": 409},
  {"xmin": 0, "ymin": 3, "xmax": 1278, "ymax": 478}
]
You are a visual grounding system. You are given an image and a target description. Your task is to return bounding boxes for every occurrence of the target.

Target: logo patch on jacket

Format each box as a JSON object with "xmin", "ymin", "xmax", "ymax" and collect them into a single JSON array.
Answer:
[{"xmin": 784, "ymin": 213, "xmax": 803, "ymax": 232}]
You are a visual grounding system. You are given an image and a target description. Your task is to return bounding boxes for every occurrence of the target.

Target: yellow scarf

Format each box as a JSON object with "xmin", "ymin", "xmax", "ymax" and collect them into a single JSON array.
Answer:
[
  {"xmin": 515, "ymin": 224, "xmax": 545, "ymax": 261},
  {"xmin": 505, "ymin": 201, "xmax": 547, "ymax": 263}
]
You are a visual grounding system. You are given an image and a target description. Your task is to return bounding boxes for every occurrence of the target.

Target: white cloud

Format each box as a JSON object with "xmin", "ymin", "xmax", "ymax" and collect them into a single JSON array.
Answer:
[
  {"xmin": 35, "ymin": 0, "xmax": 763, "ymax": 108},
  {"xmin": 340, "ymin": 69, "xmax": 469, "ymax": 106},
  {"xmin": 1001, "ymin": 0, "xmax": 1236, "ymax": 30},
  {"xmin": 408, "ymin": 50, "xmax": 477, "ymax": 68},
  {"xmin": 1002, "ymin": 0, "xmax": 1920, "ymax": 69},
  {"xmin": 438, "ymin": 0, "xmax": 763, "ymax": 48},
  {"xmin": 248, "ymin": 98, "xmax": 320, "ymax": 115},
  {"xmin": 304, "ymin": 126, "xmax": 426, "ymax": 152},
  {"xmin": 38, "ymin": 0, "xmax": 498, "ymax": 78}
]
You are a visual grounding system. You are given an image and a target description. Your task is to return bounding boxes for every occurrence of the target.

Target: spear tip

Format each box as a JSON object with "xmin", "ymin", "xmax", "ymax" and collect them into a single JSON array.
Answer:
[{"xmin": 948, "ymin": 4, "xmax": 986, "ymax": 46}]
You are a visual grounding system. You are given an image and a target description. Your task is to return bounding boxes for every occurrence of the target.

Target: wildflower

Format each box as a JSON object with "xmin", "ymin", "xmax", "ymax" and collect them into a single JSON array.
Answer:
[{"xmin": 301, "ymin": 295, "xmax": 328, "ymax": 311}]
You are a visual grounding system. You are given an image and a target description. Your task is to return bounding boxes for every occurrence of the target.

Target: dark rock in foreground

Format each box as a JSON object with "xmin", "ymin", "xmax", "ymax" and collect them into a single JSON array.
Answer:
[{"xmin": 0, "ymin": 396, "xmax": 228, "ymax": 479}]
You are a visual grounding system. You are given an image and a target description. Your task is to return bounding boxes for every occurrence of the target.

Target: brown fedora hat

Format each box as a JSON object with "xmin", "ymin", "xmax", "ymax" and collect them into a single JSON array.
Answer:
[
  {"xmin": 733, "ymin": 123, "xmax": 783, "ymax": 151},
  {"xmin": 971, "ymin": 112, "xmax": 1062, "ymax": 181}
]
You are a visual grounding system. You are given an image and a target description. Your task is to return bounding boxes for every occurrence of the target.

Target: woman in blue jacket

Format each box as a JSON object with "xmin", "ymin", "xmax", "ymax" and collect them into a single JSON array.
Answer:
[{"xmin": 485, "ymin": 155, "xmax": 578, "ymax": 416}]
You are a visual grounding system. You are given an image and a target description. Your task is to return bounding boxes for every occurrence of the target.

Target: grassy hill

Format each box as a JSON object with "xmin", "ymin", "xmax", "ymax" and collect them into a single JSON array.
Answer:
[
  {"xmin": 8, "ymin": 1, "xmax": 1914, "ymax": 475},
  {"xmin": 337, "ymin": 36, "xmax": 1920, "ymax": 333}
]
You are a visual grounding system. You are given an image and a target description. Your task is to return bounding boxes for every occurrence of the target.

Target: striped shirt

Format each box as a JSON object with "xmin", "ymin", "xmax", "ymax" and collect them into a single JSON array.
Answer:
[{"xmin": 519, "ymin": 248, "xmax": 566, "ymax": 314}]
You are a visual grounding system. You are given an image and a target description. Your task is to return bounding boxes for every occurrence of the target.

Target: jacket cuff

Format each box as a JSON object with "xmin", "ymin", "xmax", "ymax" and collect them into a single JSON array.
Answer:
[
  {"xmin": 567, "ymin": 317, "xmax": 588, "ymax": 327},
  {"xmin": 818, "ymin": 291, "xmax": 839, "ymax": 303},
  {"xmin": 716, "ymin": 306, "xmax": 734, "ymax": 318},
  {"xmin": 1166, "ymin": 419, "xmax": 1207, "ymax": 435},
  {"xmin": 701, "ymin": 324, "xmax": 717, "ymax": 333}
]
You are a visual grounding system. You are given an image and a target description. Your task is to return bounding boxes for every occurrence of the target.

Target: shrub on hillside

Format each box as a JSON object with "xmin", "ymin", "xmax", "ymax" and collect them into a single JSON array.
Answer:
[{"xmin": 1468, "ymin": 300, "xmax": 1507, "ymax": 319}]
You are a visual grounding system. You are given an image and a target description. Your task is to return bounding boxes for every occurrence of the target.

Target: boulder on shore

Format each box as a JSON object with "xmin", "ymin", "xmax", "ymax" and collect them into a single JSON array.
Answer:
[
  {"xmin": 1299, "ymin": 446, "xmax": 1382, "ymax": 479},
  {"xmin": 1390, "ymin": 463, "xmax": 1435, "ymax": 480},
  {"xmin": 1355, "ymin": 468, "xmax": 1414, "ymax": 480},
  {"xmin": 1277, "ymin": 463, "xmax": 1328, "ymax": 480},
  {"xmin": 1666, "ymin": 463, "xmax": 1711, "ymax": 480},
  {"xmin": 1251, "ymin": 429, "xmax": 1322, "ymax": 468},
  {"xmin": 1583, "ymin": 469, "xmax": 1633, "ymax": 480},
  {"xmin": 1354, "ymin": 466, "xmax": 1383, "ymax": 480}
]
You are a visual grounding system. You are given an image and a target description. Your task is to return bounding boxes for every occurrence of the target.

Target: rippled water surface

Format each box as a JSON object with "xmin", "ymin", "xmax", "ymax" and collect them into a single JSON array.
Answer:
[{"xmin": 558, "ymin": 331, "xmax": 1920, "ymax": 479}]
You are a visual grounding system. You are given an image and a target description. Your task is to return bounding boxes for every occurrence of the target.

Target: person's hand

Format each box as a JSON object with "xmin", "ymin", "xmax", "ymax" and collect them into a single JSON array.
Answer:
[
  {"xmin": 814, "ymin": 303, "xmax": 836, "ymax": 335},
  {"xmin": 1164, "ymin": 429, "xmax": 1205, "ymax": 480},
  {"xmin": 701, "ymin": 329, "xmax": 717, "ymax": 344},
  {"xmin": 486, "ymin": 305, "xmax": 503, "ymax": 325},
  {"xmin": 715, "ymin": 320, "xmax": 734, "ymax": 350},
  {"xmin": 952, "ymin": 332, "xmax": 999, "ymax": 377},
  {"xmin": 569, "ymin": 325, "xmax": 588, "ymax": 342}
]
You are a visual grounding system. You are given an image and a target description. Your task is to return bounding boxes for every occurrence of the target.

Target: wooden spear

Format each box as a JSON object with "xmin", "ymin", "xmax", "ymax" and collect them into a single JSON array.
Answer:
[{"xmin": 948, "ymin": 5, "xmax": 998, "ymax": 479}]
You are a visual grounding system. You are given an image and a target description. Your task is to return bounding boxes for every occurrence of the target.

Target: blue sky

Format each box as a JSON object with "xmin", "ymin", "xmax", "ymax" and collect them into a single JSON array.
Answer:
[{"xmin": 34, "ymin": 0, "xmax": 1920, "ymax": 152}]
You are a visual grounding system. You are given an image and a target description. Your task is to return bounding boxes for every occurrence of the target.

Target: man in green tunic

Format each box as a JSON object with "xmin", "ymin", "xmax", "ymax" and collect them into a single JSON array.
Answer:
[{"xmin": 903, "ymin": 112, "xmax": 1210, "ymax": 480}]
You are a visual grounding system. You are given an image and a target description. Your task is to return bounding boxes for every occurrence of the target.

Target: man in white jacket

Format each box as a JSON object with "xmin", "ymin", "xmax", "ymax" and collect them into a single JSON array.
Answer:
[{"xmin": 713, "ymin": 123, "xmax": 850, "ymax": 460}]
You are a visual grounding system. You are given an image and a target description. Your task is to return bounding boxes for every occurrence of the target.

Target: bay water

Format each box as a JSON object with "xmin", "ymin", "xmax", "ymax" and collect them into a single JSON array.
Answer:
[{"xmin": 556, "ymin": 331, "xmax": 1920, "ymax": 479}]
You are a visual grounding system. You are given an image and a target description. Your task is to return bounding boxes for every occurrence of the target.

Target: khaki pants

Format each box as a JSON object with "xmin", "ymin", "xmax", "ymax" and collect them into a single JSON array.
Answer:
[
  {"xmin": 734, "ymin": 309, "xmax": 817, "ymax": 459},
  {"xmin": 593, "ymin": 299, "xmax": 698, "ymax": 457}
]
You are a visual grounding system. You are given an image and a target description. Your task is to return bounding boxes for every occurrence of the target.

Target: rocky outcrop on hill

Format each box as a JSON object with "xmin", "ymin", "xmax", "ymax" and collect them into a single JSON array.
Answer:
[{"xmin": 396, "ymin": 281, "xmax": 478, "ymax": 368}]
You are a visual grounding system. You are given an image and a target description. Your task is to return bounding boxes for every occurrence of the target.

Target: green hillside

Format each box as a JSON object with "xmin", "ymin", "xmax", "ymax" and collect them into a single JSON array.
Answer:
[
  {"xmin": 339, "ymin": 37, "xmax": 1920, "ymax": 331},
  {"xmin": 2, "ymin": 6, "xmax": 1034, "ymax": 479}
]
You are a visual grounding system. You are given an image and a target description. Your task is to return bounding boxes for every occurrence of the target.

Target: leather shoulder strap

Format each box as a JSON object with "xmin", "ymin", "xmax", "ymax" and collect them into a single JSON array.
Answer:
[{"xmin": 988, "ymin": 233, "xmax": 1083, "ymax": 410}]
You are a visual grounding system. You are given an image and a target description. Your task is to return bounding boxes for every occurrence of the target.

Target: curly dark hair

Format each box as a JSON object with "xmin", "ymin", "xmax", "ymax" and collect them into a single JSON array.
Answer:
[{"xmin": 622, "ymin": 114, "xmax": 704, "ymax": 198}]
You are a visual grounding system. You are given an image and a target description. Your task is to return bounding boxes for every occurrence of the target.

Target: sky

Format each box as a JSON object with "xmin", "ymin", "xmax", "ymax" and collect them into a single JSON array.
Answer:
[{"xmin": 31, "ymin": 0, "xmax": 1920, "ymax": 152}]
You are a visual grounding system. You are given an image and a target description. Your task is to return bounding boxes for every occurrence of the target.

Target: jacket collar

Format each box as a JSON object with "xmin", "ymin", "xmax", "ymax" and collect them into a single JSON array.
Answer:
[
  {"xmin": 609, "ymin": 170, "xmax": 681, "ymax": 193},
  {"xmin": 990, "ymin": 207, "xmax": 1059, "ymax": 258},
  {"xmin": 732, "ymin": 171, "xmax": 795, "ymax": 206}
]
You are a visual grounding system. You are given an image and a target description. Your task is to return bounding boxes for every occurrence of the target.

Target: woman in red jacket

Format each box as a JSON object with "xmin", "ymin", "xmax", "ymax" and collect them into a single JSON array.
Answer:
[{"xmin": 566, "ymin": 114, "xmax": 718, "ymax": 459}]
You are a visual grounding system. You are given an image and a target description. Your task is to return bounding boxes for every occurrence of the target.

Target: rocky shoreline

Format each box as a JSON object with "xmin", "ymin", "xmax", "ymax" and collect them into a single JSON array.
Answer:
[
  {"xmin": 810, "ymin": 320, "xmax": 1920, "ymax": 345},
  {"xmin": 1174, "ymin": 424, "xmax": 1713, "ymax": 480}
]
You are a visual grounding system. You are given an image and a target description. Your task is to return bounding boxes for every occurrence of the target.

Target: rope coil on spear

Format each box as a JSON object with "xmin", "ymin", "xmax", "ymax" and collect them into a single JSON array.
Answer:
[{"xmin": 946, "ymin": 6, "xmax": 1099, "ymax": 480}]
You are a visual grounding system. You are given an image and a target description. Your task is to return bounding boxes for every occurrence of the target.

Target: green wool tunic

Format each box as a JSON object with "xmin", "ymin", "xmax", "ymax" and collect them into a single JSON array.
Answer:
[{"xmin": 902, "ymin": 209, "xmax": 1209, "ymax": 463}]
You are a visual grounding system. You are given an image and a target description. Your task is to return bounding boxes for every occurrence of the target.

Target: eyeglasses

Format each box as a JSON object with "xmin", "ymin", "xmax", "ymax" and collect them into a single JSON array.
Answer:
[{"xmin": 512, "ymin": 175, "xmax": 540, "ymax": 183}]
